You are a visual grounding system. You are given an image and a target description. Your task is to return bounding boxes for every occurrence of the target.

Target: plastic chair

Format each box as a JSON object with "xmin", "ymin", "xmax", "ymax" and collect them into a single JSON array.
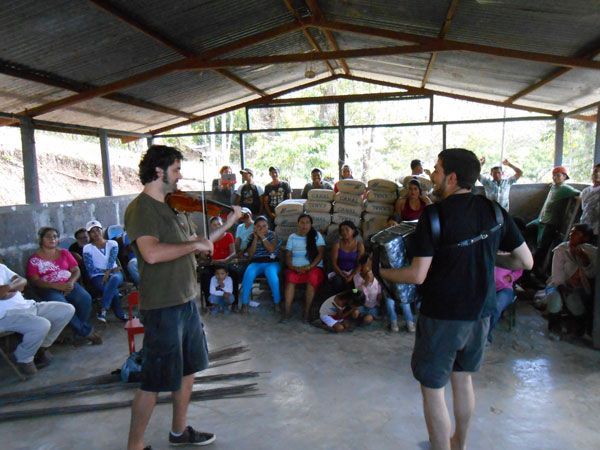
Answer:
[
  {"xmin": 124, "ymin": 291, "xmax": 144, "ymax": 354},
  {"xmin": 58, "ymin": 237, "xmax": 76, "ymax": 249},
  {"xmin": 107, "ymin": 224, "xmax": 124, "ymax": 241}
]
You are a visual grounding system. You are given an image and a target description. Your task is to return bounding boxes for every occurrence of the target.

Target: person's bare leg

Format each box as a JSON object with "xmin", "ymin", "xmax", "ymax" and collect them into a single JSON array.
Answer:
[
  {"xmin": 449, "ymin": 372, "xmax": 475, "ymax": 450},
  {"xmin": 172, "ymin": 373, "xmax": 195, "ymax": 433},
  {"xmin": 303, "ymin": 284, "xmax": 315, "ymax": 321},
  {"xmin": 421, "ymin": 385, "xmax": 451, "ymax": 450},
  {"xmin": 127, "ymin": 389, "xmax": 158, "ymax": 450},
  {"xmin": 284, "ymin": 283, "xmax": 295, "ymax": 318}
]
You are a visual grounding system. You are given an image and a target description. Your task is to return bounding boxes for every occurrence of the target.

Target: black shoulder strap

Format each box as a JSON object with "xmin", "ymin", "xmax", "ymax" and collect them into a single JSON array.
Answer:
[{"xmin": 429, "ymin": 198, "xmax": 504, "ymax": 250}]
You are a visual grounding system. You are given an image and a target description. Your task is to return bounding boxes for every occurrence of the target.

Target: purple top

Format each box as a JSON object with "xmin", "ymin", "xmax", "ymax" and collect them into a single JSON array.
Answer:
[{"xmin": 337, "ymin": 247, "xmax": 359, "ymax": 272}]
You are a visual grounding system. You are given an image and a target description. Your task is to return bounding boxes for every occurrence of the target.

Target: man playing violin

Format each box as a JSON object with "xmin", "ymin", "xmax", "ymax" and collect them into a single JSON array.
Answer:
[{"xmin": 125, "ymin": 145, "xmax": 242, "ymax": 450}]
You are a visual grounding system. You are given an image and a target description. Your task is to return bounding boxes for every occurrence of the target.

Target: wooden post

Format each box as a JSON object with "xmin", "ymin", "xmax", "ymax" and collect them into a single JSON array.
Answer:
[
  {"xmin": 554, "ymin": 116, "xmax": 564, "ymax": 166},
  {"xmin": 338, "ymin": 101, "xmax": 345, "ymax": 177},
  {"xmin": 20, "ymin": 117, "xmax": 40, "ymax": 204},
  {"xmin": 594, "ymin": 105, "xmax": 600, "ymax": 164}
]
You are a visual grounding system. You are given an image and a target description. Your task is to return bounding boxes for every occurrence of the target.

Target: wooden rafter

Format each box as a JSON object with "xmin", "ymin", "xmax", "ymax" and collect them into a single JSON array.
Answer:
[
  {"xmin": 505, "ymin": 40, "xmax": 600, "ymax": 104},
  {"xmin": 20, "ymin": 21, "xmax": 302, "ymax": 119},
  {"xmin": 309, "ymin": 18, "xmax": 600, "ymax": 70},
  {"xmin": 304, "ymin": 0, "xmax": 350, "ymax": 75},
  {"xmin": 422, "ymin": 0, "xmax": 460, "ymax": 88},
  {"xmin": 268, "ymin": 91, "xmax": 418, "ymax": 105},
  {"xmin": 282, "ymin": 0, "xmax": 335, "ymax": 76},
  {"xmin": 89, "ymin": 0, "xmax": 267, "ymax": 97},
  {"xmin": 151, "ymin": 75, "xmax": 338, "ymax": 135},
  {"xmin": 339, "ymin": 74, "xmax": 559, "ymax": 116},
  {"xmin": 0, "ymin": 59, "xmax": 198, "ymax": 120},
  {"xmin": 564, "ymin": 99, "xmax": 600, "ymax": 117}
]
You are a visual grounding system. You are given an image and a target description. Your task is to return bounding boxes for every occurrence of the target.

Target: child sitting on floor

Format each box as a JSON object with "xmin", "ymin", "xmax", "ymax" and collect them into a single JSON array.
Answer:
[
  {"xmin": 319, "ymin": 289, "xmax": 362, "ymax": 332},
  {"xmin": 208, "ymin": 265, "xmax": 234, "ymax": 314},
  {"xmin": 353, "ymin": 254, "xmax": 382, "ymax": 325}
]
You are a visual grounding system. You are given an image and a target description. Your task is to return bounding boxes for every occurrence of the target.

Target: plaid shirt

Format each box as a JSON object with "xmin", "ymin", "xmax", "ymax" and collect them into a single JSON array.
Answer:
[{"xmin": 480, "ymin": 175, "xmax": 517, "ymax": 210}]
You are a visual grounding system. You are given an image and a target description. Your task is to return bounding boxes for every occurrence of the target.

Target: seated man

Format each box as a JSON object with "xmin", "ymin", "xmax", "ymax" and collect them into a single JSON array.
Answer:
[
  {"xmin": 526, "ymin": 166, "xmax": 580, "ymax": 276},
  {"xmin": 333, "ymin": 164, "xmax": 353, "ymax": 193},
  {"xmin": 544, "ymin": 223, "xmax": 597, "ymax": 338},
  {"xmin": 478, "ymin": 157, "xmax": 523, "ymax": 211},
  {"xmin": 234, "ymin": 208, "xmax": 254, "ymax": 256},
  {"xmin": 0, "ymin": 262, "xmax": 74, "ymax": 376},
  {"xmin": 401, "ymin": 159, "xmax": 433, "ymax": 193},
  {"xmin": 580, "ymin": 163, "xmax": 600, "ymax": 241},
  {"xmin": 301, "ymin": 168, "xmax": 333, "ymax": 199}
]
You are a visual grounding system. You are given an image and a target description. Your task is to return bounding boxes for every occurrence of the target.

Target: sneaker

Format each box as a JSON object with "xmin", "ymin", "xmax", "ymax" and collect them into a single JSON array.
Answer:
[
  {"xmin": 34, "ymin": 348, "xmax": 53, "ymax": 368},
  {"xmin": 169, "ymin": 426, "xmax": 216, "ymax": 446},
  {"xmin": 97, "ymin": 310, "xmax": 107, "ymax": 323},
  {"xmin": 406, "ymin": 321, "xmax": 416, "ymax": 333},
  {"xmin": 390, "ymin": 320, "xmax": 400, "ymax": 332},
  {"xmin": 116, "ymin": 312, "xmax": 128, "ymax": 322}
]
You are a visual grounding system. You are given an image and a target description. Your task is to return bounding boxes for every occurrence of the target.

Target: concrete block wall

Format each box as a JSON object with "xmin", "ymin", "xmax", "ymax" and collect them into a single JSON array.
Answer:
[{"xmin": 0, "ymin": 183, "xmax": 589, "ymax": 274}]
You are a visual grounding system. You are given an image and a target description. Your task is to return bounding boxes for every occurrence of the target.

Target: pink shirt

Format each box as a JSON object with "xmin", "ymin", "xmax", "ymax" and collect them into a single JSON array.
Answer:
[
  {"xmin": 353, "ymin": 273, "xmax": 381, "ymax": 308},
  {"xmin": 494, "ymin": 267, "xmax": 523, "ymax": 292},
  {"xmin": 27, "ymin": 249, "xmax": 78, "ymax": 283}
]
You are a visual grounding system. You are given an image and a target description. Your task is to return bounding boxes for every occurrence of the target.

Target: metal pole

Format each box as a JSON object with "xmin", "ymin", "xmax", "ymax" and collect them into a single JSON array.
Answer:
[
  {"xmin": 594, "ymin": 105, "xmax": 600, "ymax": 164},
  {"xmin": 20, "ymin": 117, "xmax": 40, "ymax": 204},
  {"xmin": 429, "ymin": 95, "xmax": 434, "ymax": 123},
  {"xmin": 99, "ymin": 130, "xmax": 113, "ymax": 196},
  {"xmin": 554, "ymin": 116, "xmax": 564, "ymax": 166},
  {"xmin": 240, "ymin": 132, "xmax": 245, "ymax": 169},
  {"xmin": 338, "ymin": 102, "xmax": 345, "ymax": 177},
  {"xmin": 146, "ymin": 136, "xmax": 154, "ymax": 148}
]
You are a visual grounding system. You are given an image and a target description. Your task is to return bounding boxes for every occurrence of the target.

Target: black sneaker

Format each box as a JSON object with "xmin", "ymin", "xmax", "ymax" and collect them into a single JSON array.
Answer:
[{"xmin": 169, "ymin": 426, "xmax": 216, "ymax": 446}]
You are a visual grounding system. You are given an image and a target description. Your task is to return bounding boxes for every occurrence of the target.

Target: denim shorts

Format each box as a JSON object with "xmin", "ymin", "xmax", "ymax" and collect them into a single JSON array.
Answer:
[
  {"xmin": 411, "ymin": 314, "xmax": 490, "ymax": 389},
  {"xmin": 358, "ymin": 305, "xmax": 380, "ymax": 318},
  {"xmin": 139, "ymin": 300, "xmax": 209, "ymax": 392}
]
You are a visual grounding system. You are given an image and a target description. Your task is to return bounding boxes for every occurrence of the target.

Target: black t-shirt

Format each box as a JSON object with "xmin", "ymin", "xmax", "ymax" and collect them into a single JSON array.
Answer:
[
  {"xmin": 238, "ymin": 184, "xmax": 262, "ymax": 215},
  {"xmin": 264, "ymin": 181, "xmax": 291, "ymax": 210},
  {"xmin": 412, "ymin": 193, "xmax": 523, "ymax": 321}
]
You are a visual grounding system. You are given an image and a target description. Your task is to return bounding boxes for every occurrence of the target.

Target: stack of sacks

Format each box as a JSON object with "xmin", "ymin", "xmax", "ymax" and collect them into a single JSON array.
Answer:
[
  {"xmin": 363, "ymin": 179, "xmax": 398, "ymax": 239},
  {"xmin": 274, "ymin": 199, "xmax": 306, "ymax": 240},
  {"xmin": 305, "ymin": 189, "xmax": 334, "ymax": 233},
  {"xmin": 331, "ymin": 180, "xmax": 366, "ymax": 232}
]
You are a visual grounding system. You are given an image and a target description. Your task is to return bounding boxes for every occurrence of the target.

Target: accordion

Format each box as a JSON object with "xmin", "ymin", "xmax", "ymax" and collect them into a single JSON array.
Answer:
[{"xmin": 370, "ymin": 222, "xmax": 418, "ymax": 304}]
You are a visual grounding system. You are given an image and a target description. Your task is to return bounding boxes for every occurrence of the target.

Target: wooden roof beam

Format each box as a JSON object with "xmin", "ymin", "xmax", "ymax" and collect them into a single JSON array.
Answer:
[
  {"xmin": 151, "ymin": 75, "xmax": 339, "ymax": 135},
  {"xmin": 339, "ymin": 74, "xmax": 559, "ymax": 116},
  {"xmin": 282, "ymin": 0, "xmax": 336, "ymax": 76},
  {"xmin": 20, "ymin": 21, "xmax": 302, "ymax": 118},
  {"xmin": 0, "ymin": 59, "xmax": 198, "ymax": 120},
  {"xmin": 305, "ymin": 0, "xmax": 350, "ymax": 75},
  {"xmin": 308, "ymin": 18, "xmax": 600, "ymax": 70},
  {"xmin": 505, "ymin": 37, "xmax": 600, "ymax": 104},
  {"xmin": 422, "ymin": 0, "xmax": 460, "ymax": 88},
  {"xmin": 89, "ymin": 0, "xmax": 268, "ymax": 97}
]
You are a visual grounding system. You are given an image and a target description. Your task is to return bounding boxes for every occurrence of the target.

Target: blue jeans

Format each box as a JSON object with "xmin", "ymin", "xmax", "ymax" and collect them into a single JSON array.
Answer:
[
  {"xmin": 489, "ymin": 288, "xmax": 515, "ymax": 338},
  {"xmin": 385, "ymin": 297, "xmax": 414, "ymax": 323},
  {"xmin": 208, "ymin": 294, "xmax": 234, "ymax": 312},
  {"xmin": 240, "ymin": 262, "xmax": 281, "ymax": 305},
  {"xmin": 128, "ymin": 258, "xmax": 140, "ymax": 286},
  {"xmin": 38, "ymin": 283, "xmax": 93, "ymax": 337},
  {"xmin": 90, "ymin": 272, "xmax": 125, "ymax": 317}
]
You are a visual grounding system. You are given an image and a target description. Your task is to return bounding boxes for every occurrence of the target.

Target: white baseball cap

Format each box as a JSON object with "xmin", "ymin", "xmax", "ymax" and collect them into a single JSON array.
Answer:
[{"xmin": 85, "ymin": 220, "xmax": 103, "ymax": 232}]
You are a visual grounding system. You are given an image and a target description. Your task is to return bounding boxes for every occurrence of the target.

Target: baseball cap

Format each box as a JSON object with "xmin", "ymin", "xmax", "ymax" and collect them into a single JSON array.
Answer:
[
  {"xmin": 85, "ymin": 220, "xmax": 102, "ymax": 231},
  {"xmin": 268, "ymin": 166, "xmax": 279, "ymax": 172},
  {"xmin": 240, "ymin": 168, "xmax": 254, "ymax": 176},
  {"xmin": 552, "ymin": 166, "xmax": 570, "ymax": 179},
  {"xmin": 240, "ymin": 207, "xmax": 252, "ymax": 216}
]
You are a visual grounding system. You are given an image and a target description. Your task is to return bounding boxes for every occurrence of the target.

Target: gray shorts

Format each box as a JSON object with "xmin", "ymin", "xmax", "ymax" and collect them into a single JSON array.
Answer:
[
  {"xmin": 139, "ymin": 300, "xmax": 209, "ymax": 392},
  {"xmin": 411, "ymin": 314, "xmax": 490, "ymax": 389}
]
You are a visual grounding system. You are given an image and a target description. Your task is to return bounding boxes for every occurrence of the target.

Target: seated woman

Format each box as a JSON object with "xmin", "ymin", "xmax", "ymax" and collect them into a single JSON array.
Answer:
[
  {"xmin": 329, "ymin": 221, "xmax": 365, "ymax": 294},
  {"xmin": 239, "ymin": 216, "xmax": 282, "ymax": 314},
  {"xmin": 200, "ymin": 216, "xmax": 238, "ymax": 304},
  {"xmin": 283, "ymin": 214, "xmax": 326, "ymax": 322},
  {"xmin": 394, "ymin": 179, "xmax": 432, "ymax": 221},
  {"xmin": 545, "ymin": 223, "xmax": 597, "ymax": 337},
  {"xmin": 488, "ymin": 266, "xmax": 523, "ymax": 342},
  {"xmin": 26, "ymin": 227, "xmax": 102, "ymax": 345},
  {"xmin": 83, "ymin": 220, "xmax": 126, "ymax": 323}
]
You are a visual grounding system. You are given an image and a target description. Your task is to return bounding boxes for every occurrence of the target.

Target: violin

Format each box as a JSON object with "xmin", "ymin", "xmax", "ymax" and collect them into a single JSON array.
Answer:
[{"xmin": 166, "ymin": 190, "xmax": 233, "ymax": 217}]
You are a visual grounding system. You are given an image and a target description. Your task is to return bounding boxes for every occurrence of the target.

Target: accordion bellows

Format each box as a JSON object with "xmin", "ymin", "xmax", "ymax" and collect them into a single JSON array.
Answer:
[{"xmin": 370, "ymin": 223, "xmax": 417, "ymax": 304}]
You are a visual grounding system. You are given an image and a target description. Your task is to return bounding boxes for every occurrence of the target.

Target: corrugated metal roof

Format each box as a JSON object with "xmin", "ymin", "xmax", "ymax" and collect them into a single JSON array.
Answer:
[{"xmin": 0, "ymin": 0, "xmax": 598, "ymax": 135}]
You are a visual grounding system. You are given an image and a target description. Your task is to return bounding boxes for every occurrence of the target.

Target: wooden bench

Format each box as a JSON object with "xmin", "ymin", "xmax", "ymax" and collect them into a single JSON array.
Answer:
[{"xmin": 0, "ymin": 331, "xmax": 27, "ymax": 381}]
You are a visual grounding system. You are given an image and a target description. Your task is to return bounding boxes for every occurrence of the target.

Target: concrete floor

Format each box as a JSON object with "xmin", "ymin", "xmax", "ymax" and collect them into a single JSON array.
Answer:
[{"xmin": 1, "ymin": 289, "xmax": 600, "ymax": 450}]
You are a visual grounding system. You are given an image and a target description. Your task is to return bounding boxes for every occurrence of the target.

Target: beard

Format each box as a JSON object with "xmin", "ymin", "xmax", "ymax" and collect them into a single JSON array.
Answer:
[
  {"xmin": 161, "ymin": 171, "xmax": 177, "ymax": 194},
  {"xmin": 433, "ymin": 175, "xmax": 447, "ymax": 198}
]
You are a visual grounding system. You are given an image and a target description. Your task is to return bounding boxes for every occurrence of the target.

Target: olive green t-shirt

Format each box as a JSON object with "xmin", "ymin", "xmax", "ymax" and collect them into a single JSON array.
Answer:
[{"xmin": 124, "ymin": 192, "xmax": 198, "ymax": 310}]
